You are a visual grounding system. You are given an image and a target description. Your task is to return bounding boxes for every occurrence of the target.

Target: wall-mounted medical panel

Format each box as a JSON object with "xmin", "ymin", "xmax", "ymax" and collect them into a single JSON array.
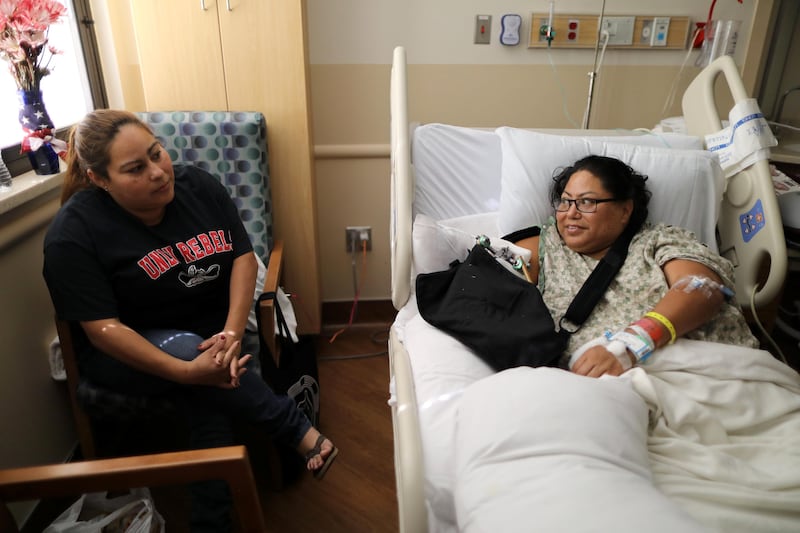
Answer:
[{"xmin": 529, "ymin": 14, "xmax": 690, "ymax": 50}]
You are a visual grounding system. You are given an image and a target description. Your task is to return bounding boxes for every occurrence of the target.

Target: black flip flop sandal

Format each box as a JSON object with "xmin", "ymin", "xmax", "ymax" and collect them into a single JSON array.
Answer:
[{"xmin": 305, "ymin": 434, "xmax": 339, "ymax": 480}]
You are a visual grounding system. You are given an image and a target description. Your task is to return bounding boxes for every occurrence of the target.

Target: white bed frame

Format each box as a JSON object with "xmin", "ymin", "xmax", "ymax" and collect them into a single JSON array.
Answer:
[{"xmin": 388, "ymin": 45, "xmax": 787, "ymax": 532}]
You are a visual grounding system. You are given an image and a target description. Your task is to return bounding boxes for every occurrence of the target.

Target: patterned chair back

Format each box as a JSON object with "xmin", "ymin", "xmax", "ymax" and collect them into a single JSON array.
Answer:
[{"xmin": 136, "ymin": 111, "xmax": 273, "ymax": 263}]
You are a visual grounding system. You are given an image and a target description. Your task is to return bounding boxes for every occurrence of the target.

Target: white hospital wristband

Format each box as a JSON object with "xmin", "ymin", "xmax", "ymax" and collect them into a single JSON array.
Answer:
[{"xmin": 611, "ymin": 330, "xmax": 653, "ymax": 364}]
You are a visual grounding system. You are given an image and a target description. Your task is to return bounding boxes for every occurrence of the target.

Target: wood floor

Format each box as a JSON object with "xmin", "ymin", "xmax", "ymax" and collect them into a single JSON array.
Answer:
[
  {"xmin": 20, "ymin": 317, "xmax": 399, "ymax": 533},
  {"xmin": 257, "ymin": 323, "xmax": 398, "ymax": 532}
]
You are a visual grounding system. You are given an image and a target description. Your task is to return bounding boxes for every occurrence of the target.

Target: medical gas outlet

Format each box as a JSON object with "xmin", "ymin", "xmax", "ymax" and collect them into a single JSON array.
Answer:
[{"xmin": 528, "ymin": 13, "xmax": 688, "ymax": 49}]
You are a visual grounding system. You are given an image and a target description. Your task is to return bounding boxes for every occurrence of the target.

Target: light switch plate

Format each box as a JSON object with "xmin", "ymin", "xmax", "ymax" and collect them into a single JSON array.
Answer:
[{"xmin": 474, "ymin": 14, "xmax": 491, "ymax": 44}]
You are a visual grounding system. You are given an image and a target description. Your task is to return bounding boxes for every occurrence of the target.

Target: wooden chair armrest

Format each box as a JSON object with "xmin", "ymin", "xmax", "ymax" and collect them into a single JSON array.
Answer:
[
  {"xmin": 55, "ymin": 318, "xmax": 98, "ymax": 459},
  {"xmin": 259, "ymin": 240, "xmax": 284, "ymax": 366},
  {"xmin": 0, "ymin": 446, "xmax": 265, "ymax": 533}
]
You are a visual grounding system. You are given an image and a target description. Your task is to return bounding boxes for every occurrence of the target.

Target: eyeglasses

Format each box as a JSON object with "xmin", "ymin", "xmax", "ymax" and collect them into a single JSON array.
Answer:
[{"xmin": 553, "ymin": 197, "xmax": 618, "ymax": 213}]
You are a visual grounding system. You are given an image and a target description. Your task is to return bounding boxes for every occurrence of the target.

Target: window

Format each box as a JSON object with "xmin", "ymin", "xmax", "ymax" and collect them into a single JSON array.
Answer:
[{"xmin": 0, "ymin": 0, "xmax": 105, "ymax": 176}]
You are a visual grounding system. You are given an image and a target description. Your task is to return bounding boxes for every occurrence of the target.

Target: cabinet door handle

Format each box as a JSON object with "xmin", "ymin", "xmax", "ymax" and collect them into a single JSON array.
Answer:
[
  {"xmin": 200, "ymin": 0, "xmax": 207, "ymax": 10},
  {"xmin": 226, "ymin": 0, "xmax": 233, "ymax": 11}
]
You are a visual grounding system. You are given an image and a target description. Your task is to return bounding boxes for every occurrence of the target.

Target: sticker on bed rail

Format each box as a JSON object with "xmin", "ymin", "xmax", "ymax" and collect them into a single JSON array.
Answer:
[
  {"xmin": 706, "ymin": 98, "xmax": 777, "ymax": 178},
  {"xmin": 739, "ymin": 199, "xmax": 765, "ymax": 243}
]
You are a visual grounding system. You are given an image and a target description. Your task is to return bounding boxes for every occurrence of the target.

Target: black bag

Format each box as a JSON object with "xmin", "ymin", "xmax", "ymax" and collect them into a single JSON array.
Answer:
[
  {"xmin": 255, "ymin": 291, "xmax": 321, "ymax": 485},
  {"xmin": 416, "ymin": 225, "xmax": 637, "ymax": 372},
  {"xmin": 255, "ymin": 291, "xmax": 320, "ymax": 427},
  {"xmin": 416, "ymin": 244, "xmax": 567, "ymax": 370}
]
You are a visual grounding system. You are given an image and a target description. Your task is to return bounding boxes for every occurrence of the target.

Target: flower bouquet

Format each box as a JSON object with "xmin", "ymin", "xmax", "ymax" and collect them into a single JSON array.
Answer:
[{"xmin": 0, "ymin": 0, "xmax": 68, "ymax": 174}]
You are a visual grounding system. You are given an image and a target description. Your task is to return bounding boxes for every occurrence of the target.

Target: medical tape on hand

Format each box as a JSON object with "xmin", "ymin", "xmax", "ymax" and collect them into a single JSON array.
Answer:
[
  {"xmin": 671, "ymin": 275, "xmax": 734, "ymax": 301},
  {"xmin": 570, "ymin": 331, "xmax": 632, "ymax": 371},
  {"xmin": 568, "ymin": 334, "xmax": 608, "ymax": 370},
  {"xmin": 602, "ymin": 332, "xmax": 632, "ymax": 371}
]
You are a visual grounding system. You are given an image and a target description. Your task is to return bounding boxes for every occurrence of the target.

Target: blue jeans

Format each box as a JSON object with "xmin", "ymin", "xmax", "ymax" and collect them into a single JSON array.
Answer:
[{"xmin": 81, "ymin": 329, "xmax": 311, "ymax": 532}]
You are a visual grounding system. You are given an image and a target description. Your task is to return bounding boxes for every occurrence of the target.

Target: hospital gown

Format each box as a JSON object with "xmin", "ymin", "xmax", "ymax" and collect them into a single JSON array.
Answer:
[{"xmin": 536, "ymin": 222, "xmax": 760, "ymax": 354}]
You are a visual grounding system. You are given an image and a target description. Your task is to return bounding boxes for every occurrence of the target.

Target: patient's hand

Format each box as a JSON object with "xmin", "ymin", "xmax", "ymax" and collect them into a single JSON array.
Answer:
[{"xmin": 571, "ymin": 346, "xmax": 629, "ymax": 378}]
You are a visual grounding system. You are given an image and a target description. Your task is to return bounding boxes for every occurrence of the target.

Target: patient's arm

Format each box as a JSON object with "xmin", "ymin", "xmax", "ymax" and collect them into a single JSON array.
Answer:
[
  {"xmin": 572, "ymin": 258, "xmax": 727, "ymax": 378},
  {"xmin": 649, "ymin": 258, "xmax": 727, "ymax": 345}
]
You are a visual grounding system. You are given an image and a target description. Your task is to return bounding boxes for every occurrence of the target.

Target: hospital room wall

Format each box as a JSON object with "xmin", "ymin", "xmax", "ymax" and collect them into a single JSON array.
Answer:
[
  {"xmin": 309, "ymin": 0, "xmax": 775, "ymax": 302},
  {"xmin": 0, "ymin": 186, "xmax": 76, "ymax": 523}
]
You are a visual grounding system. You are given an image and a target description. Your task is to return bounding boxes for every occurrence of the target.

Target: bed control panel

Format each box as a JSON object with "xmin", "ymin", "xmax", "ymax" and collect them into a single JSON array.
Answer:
[{"xmin": 740, "ymin": 199, "xmax": 766, "ymax": 243}]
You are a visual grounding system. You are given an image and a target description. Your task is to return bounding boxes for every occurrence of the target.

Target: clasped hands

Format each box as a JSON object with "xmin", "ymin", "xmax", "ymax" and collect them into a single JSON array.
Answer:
[{"xmin": 195, "ymin": 331, "xmax": 252, "ymax": 389}]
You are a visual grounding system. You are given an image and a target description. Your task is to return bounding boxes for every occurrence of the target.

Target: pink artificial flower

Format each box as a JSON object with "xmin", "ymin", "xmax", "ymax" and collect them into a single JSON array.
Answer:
[
  {"xmin": 0, "ymin": 0, "xmax": 16, "ymax": 19},
  {"xmin": 0, "ymin": 0, "xmax": 66, "ymax": 90},
  {"xmin": 18, "ymin": 0, "xmax": 65, "ymax": 30}
]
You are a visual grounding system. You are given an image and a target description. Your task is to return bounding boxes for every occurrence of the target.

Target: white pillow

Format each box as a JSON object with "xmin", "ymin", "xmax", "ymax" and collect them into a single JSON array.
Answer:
[
  {"xmin": 496, "ymin": 128, "xmax": 724, "ymax": 252},
  {"xmin": 454, "ymin": 367, "xmax": 706, "ymax": 532},
  {"xmin": 410, "ymin": 213, "xmax": 533, "ymax": 304},
  {"xmin": 413, "ymin": 124, "xmax": 502, "ymax": 220},
  {"xmin": 411, "ymin": 212, "xmax": 532, "ymax": 275}
]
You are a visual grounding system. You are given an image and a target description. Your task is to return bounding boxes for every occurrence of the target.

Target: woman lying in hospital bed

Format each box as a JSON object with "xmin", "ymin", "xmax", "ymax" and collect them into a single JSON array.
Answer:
[
  {"xmin": 510, "ymin": 154, "xmax": 758, "ymax": 376},
  {"xmin": 389, "ymin": 45, "xmax": 798, "ymax": 531}
]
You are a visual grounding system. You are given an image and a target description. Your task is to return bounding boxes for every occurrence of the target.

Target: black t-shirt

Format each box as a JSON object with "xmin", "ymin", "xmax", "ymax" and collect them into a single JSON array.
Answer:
[{"xmin": 43, "ymin": 165, "xmax": 253, "ymax": 340}]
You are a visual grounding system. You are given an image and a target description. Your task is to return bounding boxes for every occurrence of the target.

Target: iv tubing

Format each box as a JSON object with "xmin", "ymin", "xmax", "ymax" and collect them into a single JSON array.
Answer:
[{"xmin": 583, "ymin": 0, "xmax": 607, "ymax": 129}]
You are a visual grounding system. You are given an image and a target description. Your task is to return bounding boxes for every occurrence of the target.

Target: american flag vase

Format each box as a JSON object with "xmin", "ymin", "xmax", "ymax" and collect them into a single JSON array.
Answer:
[{"xmin": 17, "ymin": 90, "xmax": 61, "ymax": 175}]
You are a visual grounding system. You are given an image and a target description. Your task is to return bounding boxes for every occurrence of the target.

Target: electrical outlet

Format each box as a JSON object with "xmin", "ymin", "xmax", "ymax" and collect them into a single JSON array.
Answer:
[{"xmin": 345, "ymin": 226, "xmax": 372, "ymax": 252}]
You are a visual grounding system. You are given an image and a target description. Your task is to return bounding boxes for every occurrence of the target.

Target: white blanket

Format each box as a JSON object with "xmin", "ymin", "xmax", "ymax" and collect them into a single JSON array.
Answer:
[
  {"xmin": 629, "ymin": 340, "xmax": 800, "ymax": 532},
  {"xmin": 453, "ymin": 340, "xmax": 800, "ymax": 533}
]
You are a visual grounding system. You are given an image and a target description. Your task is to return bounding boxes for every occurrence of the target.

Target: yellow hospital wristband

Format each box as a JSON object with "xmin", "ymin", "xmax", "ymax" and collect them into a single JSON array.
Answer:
[{"xmin": 644, "ymin": 311, "xmax": 677, "ymax": 344}]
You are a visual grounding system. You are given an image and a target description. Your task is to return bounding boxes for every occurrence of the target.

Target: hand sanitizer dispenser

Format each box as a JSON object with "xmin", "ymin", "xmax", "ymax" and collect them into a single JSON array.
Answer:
[{"xmin": 500, "ymin": 14, "xmax": 522, "ymax": 46}]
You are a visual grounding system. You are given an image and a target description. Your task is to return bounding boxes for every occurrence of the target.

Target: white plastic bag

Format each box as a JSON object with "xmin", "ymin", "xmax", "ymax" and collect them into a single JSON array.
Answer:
[{"xmin": 44, "ymin": 488, "xmax": 165, "ymax": 533}]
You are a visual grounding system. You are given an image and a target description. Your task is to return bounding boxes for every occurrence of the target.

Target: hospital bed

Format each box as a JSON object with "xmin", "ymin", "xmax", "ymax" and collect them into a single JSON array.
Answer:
[{"xmin": 388, "ymin": 46, "xmax": 800, "ymax": 533}]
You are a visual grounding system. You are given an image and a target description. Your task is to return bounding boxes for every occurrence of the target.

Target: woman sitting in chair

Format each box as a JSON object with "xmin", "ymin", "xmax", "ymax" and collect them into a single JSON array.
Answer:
[{"xmin": 43, "ymin": 109, "xmax": 337, "ymax": 532}]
